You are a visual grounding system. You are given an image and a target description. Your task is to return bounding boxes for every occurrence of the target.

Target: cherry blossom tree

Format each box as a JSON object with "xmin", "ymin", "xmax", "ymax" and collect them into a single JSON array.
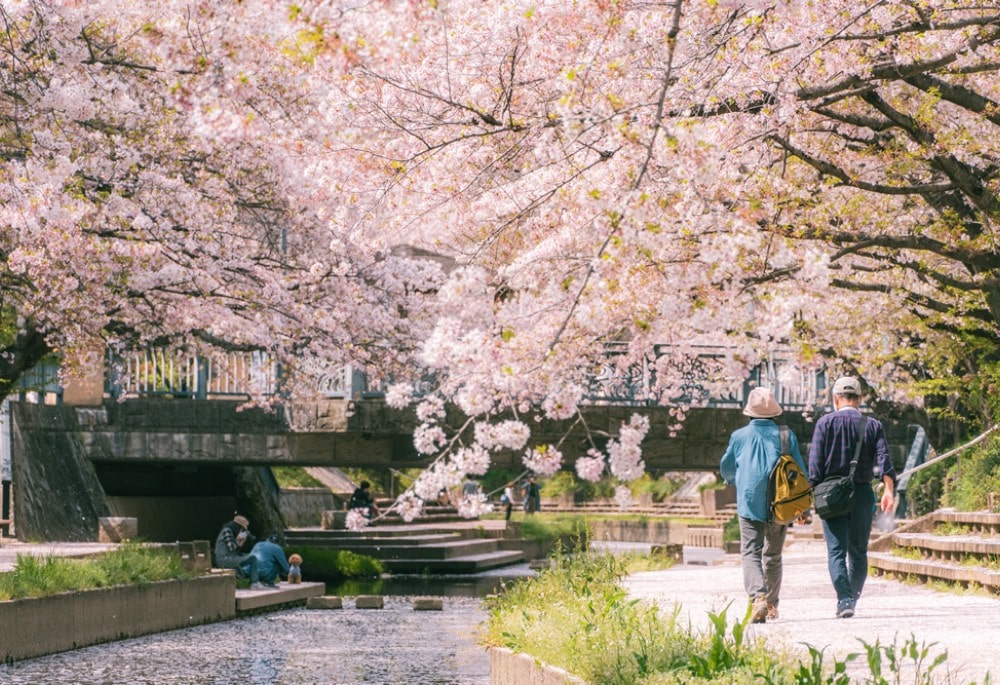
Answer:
[
  {"xmin": 3, "ymin": 0, "xmax": 999, "ymax": 523},
  {"xmin": 0, "ymin": 0, "xmax": 444, "ymax": 402}
]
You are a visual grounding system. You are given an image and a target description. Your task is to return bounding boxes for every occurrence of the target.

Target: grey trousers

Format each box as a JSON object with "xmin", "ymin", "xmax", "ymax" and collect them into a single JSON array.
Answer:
[{"xmin": 738, "ymin": 516, "xmax": 788, "ymax": 605}]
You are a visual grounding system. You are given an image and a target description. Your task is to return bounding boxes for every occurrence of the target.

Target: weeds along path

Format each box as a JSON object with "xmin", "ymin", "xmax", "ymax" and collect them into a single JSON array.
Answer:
[{"xmin": 625, "ymin": 538, "xmax": 998, "ymax": 684}]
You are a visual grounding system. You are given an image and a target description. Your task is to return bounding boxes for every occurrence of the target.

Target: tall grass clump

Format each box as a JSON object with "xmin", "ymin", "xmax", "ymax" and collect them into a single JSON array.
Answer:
[
  {"xmin": 518, "ymin": 513, "xmax": 590, "ymax": 548},
  {"xmin": 481, "ymin": 551, "xmax": 785, "ymax": 685},
  {"xmin": 0, "ymin": 543, "xmax": 194, "ymax": 600},
  {"xmin": 481, "ymin": 551, "xmax": 968, "ymax": 684}
]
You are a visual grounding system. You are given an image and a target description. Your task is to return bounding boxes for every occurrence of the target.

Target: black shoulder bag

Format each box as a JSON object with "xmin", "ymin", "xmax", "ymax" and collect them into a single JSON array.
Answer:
[{"xmin": 813, "ymin": 415, "xmax": 867, "ymax": 520}]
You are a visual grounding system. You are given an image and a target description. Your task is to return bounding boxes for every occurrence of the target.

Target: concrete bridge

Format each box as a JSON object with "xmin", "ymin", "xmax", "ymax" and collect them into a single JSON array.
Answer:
[
  {"xmin": 2, "ymin": 347, "xmax": 922, "ymax": 544},
  {"xmin": 9, "ymin": 397, "xmax": 830, "ymax": 472}
]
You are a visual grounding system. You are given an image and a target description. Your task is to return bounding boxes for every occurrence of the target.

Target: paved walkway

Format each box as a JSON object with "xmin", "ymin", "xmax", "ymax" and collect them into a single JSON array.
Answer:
[
  {"xmin": 625, "ymin": 537, "xmax": 998, "ymax": 684},
  {"xmin": 0, "ymin": 541, "xmax": 118, "ymax": 572}
]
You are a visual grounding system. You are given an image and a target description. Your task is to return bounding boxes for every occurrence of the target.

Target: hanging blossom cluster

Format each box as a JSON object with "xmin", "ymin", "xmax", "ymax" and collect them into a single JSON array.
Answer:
[
  {"xmin": 413, "ymin": 423, "xmax": 448, "ymax": 455},
  {"xmin": 452, "ymin": 444, "xmax": 491, "ymax": 476},
  {"xmin": 457, "ymin": 491, "xmax": 494, "ymax": 519},
  {"xmin": 523, "ymin": 444, "xmax": 563, "ymax": 477},
  {"xmin": 613, "ymin": 485, "xmax": 635, "ymax": 510},
  {"xmin": 542, "ymin": 383, "xmax": 584, "ymax": 420},
  {"xmin": 474, "ymin": 420, "xmax": 531, "ymax": 451},
  {"xmin": 575, "ymin": 448, "xmax": 607, "ymax": 483},
  {"xmin": 345, "ymin": 509, "xmax": 369, "ymax": 531},
  {"xmin": 384, "ymin": 382, "xmax": 414, "ymax": 409},
  {"xmin": 395, "ymin": 492, "xmax": 423, "ymax": 523},
  {"xmin": 607, "ymin": 414, "xmax": 651, "ymax": 482},
  {"xmin": 412, "ymin": 460, "xmax": 465, "ymax": 502}
]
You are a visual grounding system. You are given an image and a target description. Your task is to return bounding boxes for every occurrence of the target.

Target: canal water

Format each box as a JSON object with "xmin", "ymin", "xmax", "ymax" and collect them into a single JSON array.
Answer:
[{"xmin": 0, "ymin": 594, "xmax": 492, "ymax": 685}]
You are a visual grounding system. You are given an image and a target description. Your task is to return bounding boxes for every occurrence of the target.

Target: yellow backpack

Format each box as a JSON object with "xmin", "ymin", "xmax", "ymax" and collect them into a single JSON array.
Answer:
[{"xmin": 769, "ymin": 426, "xmax": 813, "ymax": 524}]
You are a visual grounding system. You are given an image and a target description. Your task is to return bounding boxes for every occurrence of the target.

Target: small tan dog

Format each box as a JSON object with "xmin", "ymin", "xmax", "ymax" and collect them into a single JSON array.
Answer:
[{"xmin": 288, "ymin": 554, "xmax": 303, "ymax": 584}]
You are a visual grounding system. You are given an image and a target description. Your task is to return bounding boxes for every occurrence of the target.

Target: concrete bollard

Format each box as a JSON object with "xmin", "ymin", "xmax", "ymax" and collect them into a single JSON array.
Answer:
[
  {"xmin": 650, "ymin": 543, "xmax": 684, "ymax": 562},
  {"xmin": 413, "ymin": 597, "xmax": 443, "ymax": 611},
  {"xmin": 177, "ymin": 540, "xmax": 212, "ymax": 571},
  {"xmin": 321, "ymin": 510, "xmax": 347, "ymax": 530},
  {"xmin": 98, "ymin": 517, "xmax": 138, "ymax": 543},
  {"xmin": 355, "ymin": 595, "xmax": 384, "ymax": 609},
  {"xmin": 306, "ymin": 596, "xmax": 344, "ymax": 610}
]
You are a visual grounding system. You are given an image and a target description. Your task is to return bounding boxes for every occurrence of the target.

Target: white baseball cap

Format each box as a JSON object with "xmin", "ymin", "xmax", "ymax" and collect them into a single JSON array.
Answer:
[{"xmin": 831, "ymin": 376, "xmax": 861, "ymax": 396}]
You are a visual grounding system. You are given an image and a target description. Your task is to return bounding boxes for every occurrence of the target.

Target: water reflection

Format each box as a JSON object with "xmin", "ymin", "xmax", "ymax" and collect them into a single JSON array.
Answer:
[{"xmin": 0, "ymin": 596, "xmax": 490, "ymax": 685}]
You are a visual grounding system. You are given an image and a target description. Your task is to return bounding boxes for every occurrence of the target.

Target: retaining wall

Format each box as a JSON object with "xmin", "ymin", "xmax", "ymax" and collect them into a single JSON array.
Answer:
[
  {"xmin": 0, "ymin": 574, "xmax": 236, "ymax": 663},
  {"xmin": 587, "ymin": 518, "xmax": 688, "ymax": 545}
]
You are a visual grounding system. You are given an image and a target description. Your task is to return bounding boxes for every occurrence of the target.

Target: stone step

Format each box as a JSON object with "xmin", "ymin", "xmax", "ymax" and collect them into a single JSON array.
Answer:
[
  {"xmin": 301, "ymin": 538, "xmax": 504, "ymax": 561},
  {"xmin": 868, "ymin": 552, "xmax": 1000, "ymax": 591},
  {"xmin": 287, "ymin": 532, "xmax": 462, "ymax": 546},
  {"xmin": 378, "ymin": 549, "xmax": 526, "ymax": 574},
  {"xmin": 893, "ymin": 532, "xmax": 1000, "ymax": 560},
  {"xmin": 933, "ymin": 510, "xmax": 1000, "ymax": 535}
]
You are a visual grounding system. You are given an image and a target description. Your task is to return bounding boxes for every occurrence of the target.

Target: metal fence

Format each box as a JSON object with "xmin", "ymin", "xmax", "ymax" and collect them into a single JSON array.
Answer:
[
  {"xmin": 585, "ymin": 343, "xmax": 825, "ymax": 409},
  {"xmin": 105, "ymin": 347, "xmax": 279, "ymax": 400},
  {"xmin": 11, "ymin": 344, "xmax": 825, "ymax": 409}
]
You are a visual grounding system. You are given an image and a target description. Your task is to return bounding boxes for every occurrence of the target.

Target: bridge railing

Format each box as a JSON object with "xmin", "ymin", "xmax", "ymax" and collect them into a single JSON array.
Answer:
[
  {"xmin": 585, "ymin": 343, "xmax": 825, "ymax": 409},
  {"xmin": 64, "ymin": 344, "xmax": 826, "ymax": 408},
  {"xmin": 106, "ymin": 347, "xmax": 279, "ymax": 400}
]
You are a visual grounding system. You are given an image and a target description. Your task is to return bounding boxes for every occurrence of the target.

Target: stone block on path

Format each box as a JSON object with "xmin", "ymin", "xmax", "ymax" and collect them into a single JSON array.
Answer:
[
  {"xmin": 98, "ymin": 517, "xmax": 137, "ymax": 543},
  {"xmin": 307, "ymin": 596, "xmax": 344, "ymax": 610},
  {"xmin": 413, "ymin": 597, "xmax": 443, "ymax": 611},
  {"xmin": 355, "ymin": 595, "xmax": 384, "ymax": 609}
]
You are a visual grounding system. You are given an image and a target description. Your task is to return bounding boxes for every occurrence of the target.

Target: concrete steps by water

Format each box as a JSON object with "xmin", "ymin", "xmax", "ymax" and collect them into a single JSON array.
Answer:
[{"xmin": 285, "ymin": 526, "xmax": 526, "ymax": 574}]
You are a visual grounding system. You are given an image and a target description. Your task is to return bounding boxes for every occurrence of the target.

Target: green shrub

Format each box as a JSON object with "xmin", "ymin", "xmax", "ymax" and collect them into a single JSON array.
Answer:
[
  {"xmin": 540, "ymin": 470, "xmax": 579, "ymax": 498},
  {"xmin": 907, "ymin": 435, "xmax": 1000, "ymax": 515},
  {"xmin": 629, "ymin": 473, "xmax": 684, "ymax": 502},
  {"xmin": 723, "ymin": 514, "xmax": 740, "ymax": 543},
  {"xmin": 284, "ymin": 547, "xmax": 383, "ymax": 581}
]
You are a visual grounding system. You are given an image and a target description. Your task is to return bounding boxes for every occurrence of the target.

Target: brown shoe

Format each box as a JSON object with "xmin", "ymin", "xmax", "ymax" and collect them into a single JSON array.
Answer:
[
  {"xmin": 767, "ymin": 604, "xmax": 778, "ymax": 620},
  {"xmin": 750, "ymin": 596, "xmax": 768, "ymax": 624}
]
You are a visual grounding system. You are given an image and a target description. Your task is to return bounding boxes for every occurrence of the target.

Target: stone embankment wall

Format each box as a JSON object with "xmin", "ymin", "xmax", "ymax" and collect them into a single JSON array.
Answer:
[
  {"xmin": 587, "ymin": 518, "xmax": 688, "ymax": 545},
  {"xmin": 0, "ymin": 574, "xmax": 236, "ymax": 663},
  {"xmin": 281, "ymin": 487, "xmax": 342, "ymax": 527}
]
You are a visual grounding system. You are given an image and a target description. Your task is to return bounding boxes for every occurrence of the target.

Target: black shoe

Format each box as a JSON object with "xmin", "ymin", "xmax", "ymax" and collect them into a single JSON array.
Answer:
[{"xmin": 836, "ymin": 600, "xmax": 855, "ymax": 618}]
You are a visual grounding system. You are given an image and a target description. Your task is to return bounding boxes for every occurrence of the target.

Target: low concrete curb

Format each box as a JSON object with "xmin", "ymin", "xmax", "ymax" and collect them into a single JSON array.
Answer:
[
  {"xmin": 488, "ymin": 647, "xmax": 586, "ymax": 685},
  {"xmin": 0, "ymin": 574, "xmax": 235, "ymax": 663}
]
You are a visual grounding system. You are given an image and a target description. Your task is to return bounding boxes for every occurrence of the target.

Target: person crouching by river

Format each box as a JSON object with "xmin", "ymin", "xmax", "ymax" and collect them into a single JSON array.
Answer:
[{"xmin": 214, "ymin": 514, "xmax": 264, "ymax": 590}]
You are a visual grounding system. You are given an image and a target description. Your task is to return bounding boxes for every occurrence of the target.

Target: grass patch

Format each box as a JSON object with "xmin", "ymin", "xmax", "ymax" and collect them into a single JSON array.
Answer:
[
  {"xmin": 934, "ymin": 521, "xmax": 973, "ymax": 536},
  {"xmin": 517, "ymin": 513, "xmax": 590, "ymax": 546},
  {"xmin": 0, "ymin": 543, "xmax": 196, "ymax": 600},
  {"xmin": 271, "ymin": 466, "xmax": 325, "ymax": 488},
  {"xmin": 483, "ymin": 551, "xmax": 962, "ymax": 684},
  {"xmin": 959, "ymin": 554, "xmax": 1000, "ymax": 570},
  {"xmin": 891, "ymin": 546, "xmax": 926, "ymax": 561}
]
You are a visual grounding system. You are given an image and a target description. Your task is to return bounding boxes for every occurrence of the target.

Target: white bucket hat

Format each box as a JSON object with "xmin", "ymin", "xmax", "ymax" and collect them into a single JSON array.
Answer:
[{"xmin": 743, "ymin": 387, "xmax": 783, "ymax": 418}]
